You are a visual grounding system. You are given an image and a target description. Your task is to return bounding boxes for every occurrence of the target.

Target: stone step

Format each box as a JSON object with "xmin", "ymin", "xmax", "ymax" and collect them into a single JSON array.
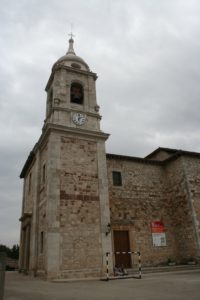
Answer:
[{"xmin": 126, "ymin": 264, "xmax": 200, "ymax": 275}]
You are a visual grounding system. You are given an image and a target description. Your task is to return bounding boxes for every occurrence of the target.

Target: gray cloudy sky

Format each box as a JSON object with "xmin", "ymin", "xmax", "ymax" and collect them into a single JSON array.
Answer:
[{"xmin": 1, "ymin": 0, "xmax": 200, "ymax": 246}]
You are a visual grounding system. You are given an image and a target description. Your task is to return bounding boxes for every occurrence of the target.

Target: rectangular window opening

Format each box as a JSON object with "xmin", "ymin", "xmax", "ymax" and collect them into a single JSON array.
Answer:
[{"xmin": 112, "ymin": 171, "xmax": 122, "ymax": 186}]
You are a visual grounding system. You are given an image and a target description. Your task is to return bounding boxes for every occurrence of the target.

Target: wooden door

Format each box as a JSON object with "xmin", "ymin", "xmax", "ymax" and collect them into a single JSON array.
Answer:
[{"xmin": 113, "ymin": 230, "xmax": 131, "ymax": 268}]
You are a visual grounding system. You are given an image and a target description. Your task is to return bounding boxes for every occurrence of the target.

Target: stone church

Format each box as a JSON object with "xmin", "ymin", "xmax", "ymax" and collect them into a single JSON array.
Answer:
[{"xmin": 19, "ymin": 37, "xmax": 200, "ymax": 279}]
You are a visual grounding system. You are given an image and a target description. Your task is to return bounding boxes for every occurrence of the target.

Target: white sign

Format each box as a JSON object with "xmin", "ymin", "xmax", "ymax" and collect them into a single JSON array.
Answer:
[{"xmin": 152, "ymin": 233, "xmax": 166, "ymax": 247}]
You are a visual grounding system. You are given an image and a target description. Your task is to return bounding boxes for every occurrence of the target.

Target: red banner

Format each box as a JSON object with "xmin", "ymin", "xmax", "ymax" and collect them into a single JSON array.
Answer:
[{"xmin": 151, "ymin": 221, "xmax": 165, "ymax": 233}]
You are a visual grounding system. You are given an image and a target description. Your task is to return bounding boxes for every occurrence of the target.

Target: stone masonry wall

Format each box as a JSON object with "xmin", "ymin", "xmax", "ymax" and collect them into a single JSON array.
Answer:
[
  {"xmin": 37, "ymin": 143, "xmax": 48, "ymax": 272},
  {"xmin": 107, "ymin": 155, "xmax": 199, "ymax": 267},
  {"xmin": 22, "ymin": 158, "xmax": 37, "ymax": 272},
  {"xmin": 107, "ymin": 158, "xmax": 175, "ymax": 266},
  {"xmin": 163, "ymin": 157, "xmax": 198, "ymax": 261},
  {"xmin": 23, "ymin": 162, "xmax": 36, "ymax": 214},
  {"xmin": 59, "ymin": 135, "xmax": 102, "ymax": 278},
  {"xmin": 181, "ymin": 156, "xmax": 200, "ymax": 258}
]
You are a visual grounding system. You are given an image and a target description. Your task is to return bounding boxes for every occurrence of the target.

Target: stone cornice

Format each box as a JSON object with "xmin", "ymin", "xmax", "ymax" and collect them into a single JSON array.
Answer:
[
  {"xmin": 19, "ymin": 149, "xmax": 37, "ymax": 179},
  {"xmin": 43, "ymin": 123, "xmax": 110, "ymax": 141},
  {"xmin": 19, "ymin": 213, "xmax": 32, "ymax": 222},
  {"xmin": 45, "ymin": 65, "xmax": 97, "ymax": 91},
  {"xmin": 49, "ymin": 107, "xmax": 102, "ymax": 119},
  {"xmin": 20, "ymin": 124, "xmax": 109, "ymax": 178}
]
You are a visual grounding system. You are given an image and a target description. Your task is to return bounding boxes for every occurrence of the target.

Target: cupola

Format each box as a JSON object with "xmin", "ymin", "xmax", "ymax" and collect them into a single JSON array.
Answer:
[{"xmin": 53, "ymin": 37, "xmax": 90, "ymax": 71}]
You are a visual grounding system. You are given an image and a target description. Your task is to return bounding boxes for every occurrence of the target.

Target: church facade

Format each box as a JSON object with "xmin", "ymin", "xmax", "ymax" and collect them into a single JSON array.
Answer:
[{"xmin": 19, "ymin": 38, "xmax": 200, "ymax": 279}]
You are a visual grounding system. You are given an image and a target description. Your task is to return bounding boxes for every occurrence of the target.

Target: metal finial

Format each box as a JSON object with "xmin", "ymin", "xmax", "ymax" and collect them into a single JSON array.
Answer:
[
  {"xmin": 68, "ymin": 32, "xmax": 75, "ymax": 39},
  {"xmin": 68, "ymin": 23, "xmax": 75, "ymax": 40},
  {"xmin": 67, "ymin": 25, "xmax": 75, "ymax": 55}
]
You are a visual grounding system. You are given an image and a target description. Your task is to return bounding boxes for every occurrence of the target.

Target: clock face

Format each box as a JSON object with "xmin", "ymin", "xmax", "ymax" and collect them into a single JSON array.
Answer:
[{"xmin": 72, "ymin": 113, "xmax": 86, "ymax": 126}]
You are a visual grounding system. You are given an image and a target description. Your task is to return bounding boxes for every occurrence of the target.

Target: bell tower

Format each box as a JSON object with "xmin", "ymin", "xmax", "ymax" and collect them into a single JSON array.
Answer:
[
  {"xmin": 43, "ymin": 37, "xmax": 113, "ymax": 279},
  {"xmin": 19, "ymin": 36, "xmax": 113, "ymax": 279},
  {"xmin": 44, "ymin": 37, "xmax": 101, "ymax": 132}
]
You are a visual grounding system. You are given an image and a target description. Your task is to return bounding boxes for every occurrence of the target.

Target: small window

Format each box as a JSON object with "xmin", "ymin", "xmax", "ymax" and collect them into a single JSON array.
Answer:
[
  {"xmin": 42, "ymin": 164, "xmax": 46, "ymax": 183},
  {"xmin": 40, "ymin": 231, "xmax": 44, "ymax": 254},
  {"xmin": 112, "ymin": 171, "xmax": 122, "ymax": 186},
  {"xmin": 71, "ymin": 63, "xmax": 81, "ymax": 69},
  {"xmin": 70, "ymin": 82, "xmax": 84, "ymax": 105}
]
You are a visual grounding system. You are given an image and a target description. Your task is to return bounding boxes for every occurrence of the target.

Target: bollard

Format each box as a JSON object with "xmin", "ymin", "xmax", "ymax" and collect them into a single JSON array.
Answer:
[
  {"xmin": 137, "ymin": 251, "xmax": 142, "ymax": 279},
  {"xmin": 103, "ymin": 251, "xmax": 142, "ymax": 280},
  {"xmin": 0, "ymin": 253, "xmax": 6, "ymax": 300},
  {"xmin": 106, "ymin": 252, "xmax": 109, "ymax": 281}
]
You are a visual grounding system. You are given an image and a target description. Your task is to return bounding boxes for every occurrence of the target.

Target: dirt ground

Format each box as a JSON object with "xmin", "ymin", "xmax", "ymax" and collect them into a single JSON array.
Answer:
[{"xmin": 4, "ymin": 269, "xmax": 200, "ymax": 300}]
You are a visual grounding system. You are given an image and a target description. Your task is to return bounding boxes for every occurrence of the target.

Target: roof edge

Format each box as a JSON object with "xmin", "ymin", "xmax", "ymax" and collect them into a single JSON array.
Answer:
[
  {"xmin": 107, "ymin": 148, "xmax": 200, "ymax": 165},
  {"xmin": 145, "ymin": 147, "xmax": 178, "ymax": 159},
  {"xmin": 106, "ymin": 153, "xmax": 163, "ymax": 165}
]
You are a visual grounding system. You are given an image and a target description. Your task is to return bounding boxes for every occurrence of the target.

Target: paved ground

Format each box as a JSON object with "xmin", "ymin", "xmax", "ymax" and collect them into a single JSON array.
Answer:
[{"xmin": 4, "ymin": 269, "xmax": 200, "ymax": 300}]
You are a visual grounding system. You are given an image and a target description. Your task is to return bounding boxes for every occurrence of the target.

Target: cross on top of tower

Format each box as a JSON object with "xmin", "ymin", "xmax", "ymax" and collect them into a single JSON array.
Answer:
[
  {"xmin": 68, "ymin": 32, "xmax": 75, "ymax": 40},
  {"xmin": 68, "ymin": 23, "xmax": 75, "ymax": 40}
]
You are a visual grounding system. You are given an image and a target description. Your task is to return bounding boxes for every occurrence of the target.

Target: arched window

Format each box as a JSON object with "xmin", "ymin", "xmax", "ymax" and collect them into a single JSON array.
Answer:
[{"xmin": 70, "ymin": 82, "xmax": 84, "ymax": 105}]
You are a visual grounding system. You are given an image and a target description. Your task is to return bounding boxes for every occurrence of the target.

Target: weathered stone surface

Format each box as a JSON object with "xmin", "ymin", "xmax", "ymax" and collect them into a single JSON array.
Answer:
[{"xmin": 107, "ymin": 154, "xmax": 200, "ymax": 266}]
